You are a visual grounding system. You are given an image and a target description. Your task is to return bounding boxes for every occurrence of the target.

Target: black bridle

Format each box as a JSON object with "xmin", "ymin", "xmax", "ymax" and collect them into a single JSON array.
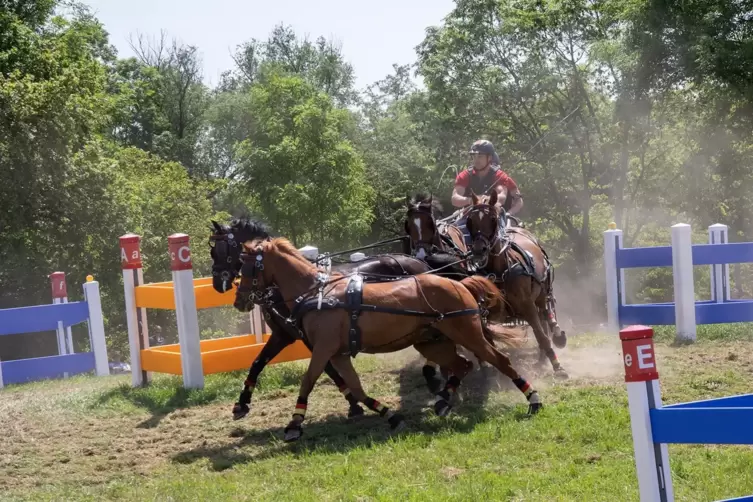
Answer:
[
  {"xmin": 209, "ymin": 231, "xmax": 243, "ymax": 290},
  {"xmin": 236, "ymin": 246, "xmax": 275, "ymax": 306}
]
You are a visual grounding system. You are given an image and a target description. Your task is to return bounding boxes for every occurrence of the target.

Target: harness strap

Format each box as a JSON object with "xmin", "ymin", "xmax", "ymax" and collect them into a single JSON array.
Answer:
[
  {"xmin": 346, "ymin": 275, "xmax": 364, "ymax": 356},
  {"xmin": 290, "ymin": 280, "xmax": 480, "ymax": 358}
]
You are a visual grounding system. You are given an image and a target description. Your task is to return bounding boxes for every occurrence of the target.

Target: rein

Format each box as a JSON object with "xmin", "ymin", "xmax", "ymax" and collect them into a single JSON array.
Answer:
[{"xmin": 313, "ymin": 236, "xmax": 408, "ymax": 263}]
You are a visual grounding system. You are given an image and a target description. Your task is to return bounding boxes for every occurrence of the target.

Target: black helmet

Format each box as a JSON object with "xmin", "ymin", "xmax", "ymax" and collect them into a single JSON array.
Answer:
[{"xmin": 469, "ymin": 139, "xmax": 496, "ymax": 157}]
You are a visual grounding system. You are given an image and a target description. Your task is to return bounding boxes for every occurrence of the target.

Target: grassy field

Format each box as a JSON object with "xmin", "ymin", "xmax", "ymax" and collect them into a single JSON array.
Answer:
[{"xmin": 2, "ymin": 327, "xmax": 753, "ymax": 501}]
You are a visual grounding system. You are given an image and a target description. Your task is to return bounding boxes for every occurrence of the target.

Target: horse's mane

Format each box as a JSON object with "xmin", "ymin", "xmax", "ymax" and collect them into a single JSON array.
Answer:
[
  {"xmin": 271, "ymin": 237, "xmax": 318, "ymax": 270},
  {"xmin": 409, "ymin": 192, "xmax": 443, "ymax": 215},
  {"xmin": 230, "ymin": 217, "xmax": 271, "ymax": 238}
]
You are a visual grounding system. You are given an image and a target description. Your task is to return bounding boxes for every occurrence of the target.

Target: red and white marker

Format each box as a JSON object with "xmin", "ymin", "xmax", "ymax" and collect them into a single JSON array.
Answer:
[
  {"xmin": 119, "ymin": 233, "xmax": 151, "ymax": 387},
  {"xmin": 49, "ymin": 271, "xmax": 73, "ymax": 360},
  {"xmin": 168, "ymin": 234, "xmax": 204, "ymax": 389},
  {"xmin": 621, "ymin": 325, "xmax": 673, "ymax": 501}
]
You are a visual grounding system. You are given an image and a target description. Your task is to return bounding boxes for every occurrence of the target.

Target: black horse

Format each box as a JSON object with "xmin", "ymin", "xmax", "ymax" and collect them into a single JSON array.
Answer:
[{"xmin": 209, "ymin": 219, "xmax": 456, "ymax": 420}]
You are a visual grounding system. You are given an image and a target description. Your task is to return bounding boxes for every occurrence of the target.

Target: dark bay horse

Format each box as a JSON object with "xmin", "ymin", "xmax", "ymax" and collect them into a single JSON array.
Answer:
[
  {"xmin": 465, "ymin": 191, "xmax": 569, "ymax": 379},
  {"xmin": 403, "ymin": 193, "xmax": 569, "ymax": 379},
  {"xmin": 209, "ymin": 219, "xmax": 447, "ymax": 420},
  {"xmin": 234, "ymin": 236, "xmax": 543, "ymax": 441}
]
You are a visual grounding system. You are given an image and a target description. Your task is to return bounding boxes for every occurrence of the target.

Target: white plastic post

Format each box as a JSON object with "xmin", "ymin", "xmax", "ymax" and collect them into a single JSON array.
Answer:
[
  {"xmin": 299, "ymin": 245, "xmax": 319, "ymax": 261},
  {"xmin": 708, "ymin": 224, "xmax": 729, "ymax": 303},
  {"xmin": 50, "ymin": 271, "xmax": 71, "ymax": 358},
  {"xmin": 621, "ymin": 325, "xmax": 673, "ymax": 502},
  {"xmin": 671, "ymin": 223, "xmax": 697, "ymax": 342},
  {"xmin": 120, "ymin": 233, "xmax": 151, "ymax": 387},
  {"xmin": 250, "ymin": 307, "xmax": 264, "ymax": 344},
  {"xmin": 168, "ymin": 234, "xmax": 204, "ymax": 389},
  {"xmin": 83, "ymin": 276, "xmax": 110, "ymax": 377},
  {"xmin": 604, "ymin": 223, "xmax": 624, "ymax": 333},
  {"xmin": 0, "ymin": 357, "xmax": 4, "ymax": 389}
]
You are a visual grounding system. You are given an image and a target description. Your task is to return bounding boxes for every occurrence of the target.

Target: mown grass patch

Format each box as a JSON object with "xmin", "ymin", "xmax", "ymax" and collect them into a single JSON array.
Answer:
[{"xmin": 1, "ymin": 331, "xmax": 752, "ymax": 501}]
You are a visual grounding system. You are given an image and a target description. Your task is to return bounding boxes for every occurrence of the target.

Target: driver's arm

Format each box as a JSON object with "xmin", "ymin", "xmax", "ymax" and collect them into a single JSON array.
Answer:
[
  {"xmin": 494, "ymin": 184, "xmax": 507, "ymax": 212},
  {"xmin": 451, "ymin": 185, "xmax": 472, "ymax": 208},
  {"xmin": 508, "ymin": 193, "xmax": 523, "ymax": 215}
]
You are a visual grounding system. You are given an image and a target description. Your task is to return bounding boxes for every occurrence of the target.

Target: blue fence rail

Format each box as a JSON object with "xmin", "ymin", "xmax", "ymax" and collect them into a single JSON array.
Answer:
[
  {"xmin": 0, "ymin": 278, "xmax": 109, "ymax": 388},
  {"xmin": 605, "ymin": 223, "xmax": 753, "ymax": 336}
]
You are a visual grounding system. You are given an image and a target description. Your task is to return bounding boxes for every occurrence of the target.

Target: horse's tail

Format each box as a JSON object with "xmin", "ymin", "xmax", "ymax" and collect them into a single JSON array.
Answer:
[
  {"xmin": 460, "ymin": 275, "xmax": 502, "ymax": 312},
  {"xmin": 459, "ymin": 276, "xmax": 526, "ymax": 348}
]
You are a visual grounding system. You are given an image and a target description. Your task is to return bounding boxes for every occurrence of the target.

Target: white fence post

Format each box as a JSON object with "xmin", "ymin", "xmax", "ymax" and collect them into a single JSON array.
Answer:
[
  {"xmin": 0, "ymin": 356, "xmax": 4, "ymax": 389},
  {"xmin": 621, "ymin": 325, "xmax": 673, "ymax": 502},
  {"xmin": 168, "ymin": 234, "xmax": 204, "ymax": 389},
  {"xmin": 120, "ymin": 233, "xmax": 151, "ymax": 387},
  {"xmin": 708, "ymin": 223, "xmax": 729, "ymax": 303},
  {"xmin": 604, "ymin": 223, "xmax": 624, "ymax": 333},
  {"xmin": 83, "ymin": 276, "xmax": 110, "ymax": 377},
  {"xmin": 671, "ymin": 223, "xmax": 697, "ymax": 342}
]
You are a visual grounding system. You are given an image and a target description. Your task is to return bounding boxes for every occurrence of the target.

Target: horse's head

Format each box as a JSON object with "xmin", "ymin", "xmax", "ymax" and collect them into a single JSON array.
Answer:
[
  {"xmin": 209, "ymin": 218, "xmax": 271, "ymax": 294},
  {"xmin": 234, "ymin": 237, "xmax": 274, "ymax": 312},
  {"xmin": 466, "ymin": 190, "xmax": 502, "ymax": 268},
  {"xmin": 404, "ymin": 192, "xmax": 443, "ymax": 260}
]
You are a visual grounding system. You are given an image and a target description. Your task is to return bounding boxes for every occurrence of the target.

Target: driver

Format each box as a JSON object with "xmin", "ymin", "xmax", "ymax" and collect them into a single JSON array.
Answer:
[{"xmin": 451, "ymin": 139, "xmax": 523, "ymax": 243}]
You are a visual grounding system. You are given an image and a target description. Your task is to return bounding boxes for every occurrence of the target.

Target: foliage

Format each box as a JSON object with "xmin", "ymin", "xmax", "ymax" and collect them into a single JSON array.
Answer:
[
  {"xmin": 4, "ymin": 0, "xmax": 753, "ymax": 361},
  {"xmin": 235, "ymin": 72, "xmax": 374, "ymax": 248}
]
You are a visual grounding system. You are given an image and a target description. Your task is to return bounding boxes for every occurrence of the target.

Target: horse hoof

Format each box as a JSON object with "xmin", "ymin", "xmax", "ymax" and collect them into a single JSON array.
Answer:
[
  {"xmin": 434, "ymin": 399, "xmax": 452, "ymax": 417},
  {"xmin": 528, "ymin": 402, "xmax": 543, "ymax": 415},
  {"xmin": 553, "ymin": 367, "xmax": 569, "ymax": 380},
  {"xmin": 347, "ymin": 404, "xmax": 365, "ymax": 418},
  {"xmin": 283, "ymin": 424, "xmax": 303, "ymax": 442},
  {"xmin": 553, "ymin": 331, "xmax": 567, "ymax": 348},
  {"xmin": 232, "ymin": 402, "xmax": 250, "ymax": 420},
  {"xmin": 388, "ymin": 413, "xmax": 406, "ymax": 431}
]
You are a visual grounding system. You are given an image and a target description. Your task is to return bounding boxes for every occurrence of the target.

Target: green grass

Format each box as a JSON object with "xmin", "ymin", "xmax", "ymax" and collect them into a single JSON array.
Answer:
[{"xmin": 2, "ymin": 328, "xmax": 753, "ymax": 501}]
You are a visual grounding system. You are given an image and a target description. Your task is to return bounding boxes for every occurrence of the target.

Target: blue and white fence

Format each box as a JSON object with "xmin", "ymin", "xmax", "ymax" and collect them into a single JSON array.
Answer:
[
  {"xmin": 0, "ymin": 273, "xmax": 109, "ymax": 388},
  {"xmin": 621, "ymin": 325, "xmax": 753, "ymax": 501},
  {"xmin": 604, "ymin": 222, "xmax": 753, "ymax": 341}
]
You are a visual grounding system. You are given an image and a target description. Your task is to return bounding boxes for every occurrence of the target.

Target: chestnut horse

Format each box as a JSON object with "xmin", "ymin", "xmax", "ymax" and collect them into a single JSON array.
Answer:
[
  {"xmin": 209, "ymin": 219, "xmax": 448, "ymax": 420},
  {"xmin": 465, "ymin": 190, "xmax": 569, "ymax": 379},
  {"xmin": 233, "ymin": 236, "xmax": 543, "ymax": 442}
]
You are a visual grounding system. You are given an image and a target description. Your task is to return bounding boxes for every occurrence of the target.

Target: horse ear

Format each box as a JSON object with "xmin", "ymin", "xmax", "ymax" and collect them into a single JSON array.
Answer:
[
  {"xmin": 428, "ymin": 194, "xmax": 433, "ymax": 204},
  {"xmin": 406, "ymin": 194, "xmax": 412, "ymax": 207},
  {"xmin": 489, "ymin": 190, "xmax": 498, "ymax": 207},
  {"xmin": 470, "ymin": 189, "xmax": 479, "ymax": 206},
  {"xmin": 211, "ymin": 220, "xmax": 223, "ymax": 232}
]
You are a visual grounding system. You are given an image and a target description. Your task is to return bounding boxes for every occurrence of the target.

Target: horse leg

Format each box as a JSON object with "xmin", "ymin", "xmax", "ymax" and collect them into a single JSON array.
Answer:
[
  {"xmin": 420, "ymin": 329, "xmax": 445, "ymax": 394},
  {"xmin": 414, "ymin": 340, "xmax": 474, "ymax": 417},
  {"xmin": 233, "ymin": 324, "xmax": 293, "ymax": 420},
  {"xmin": 545, "ymin": 287, "xmax": 567, "ymax": 348},
  {"xmin": 329, "ymin": 354, "xmax": 407, "ymax": 432},
  {"xmin": 283, "ymin": 336, "xmax": 338, "ymax": 442},
  {"xmin": 438, "ymin": 317, "xmax": 543, "ymax": 415},
  {"xmin": 516, "ymin": 281, "xmax": 569, "ymax": 380}
]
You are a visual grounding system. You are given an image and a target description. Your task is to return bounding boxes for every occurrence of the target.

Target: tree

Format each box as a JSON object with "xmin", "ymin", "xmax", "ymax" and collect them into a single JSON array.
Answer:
[
  {"xmin": 223, "ymin": 24, "xmax": 357, "ymax": 106},
  {"xmin": 356, "ymin": 64, "xmax": 436, "ymax": 239},
  {"xmin": 414, "ymin": 0, "xmax": 684, "ymax": 276},
  {"xmin": 110, "ymin": 32, "xmax": 210, "ymax": 176},
  {"xmin": 235, "ymin": 72, "xmax": 374, "ymax": 248}
]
